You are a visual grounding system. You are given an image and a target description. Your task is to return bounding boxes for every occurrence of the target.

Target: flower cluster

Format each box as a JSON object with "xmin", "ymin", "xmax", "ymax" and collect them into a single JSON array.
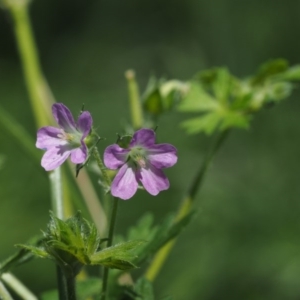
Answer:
[{"xmin": 36, "ymin": 104, "xmax": 177, "ymax": 200}]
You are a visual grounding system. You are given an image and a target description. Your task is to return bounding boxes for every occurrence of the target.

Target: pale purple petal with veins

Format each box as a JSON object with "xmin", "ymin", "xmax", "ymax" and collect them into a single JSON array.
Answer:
[
  {"xmin": 52, "ymin": 103, "xmax": 76, "ymax": 132},
  {"xmin": 70, "ymin": 142, "xmax": 87, "ymax": 164},
  {"xmin": 130, "ymin": 128, "xmax": 156, "ymax": 148},
  {"xmin": 147, "ymin": 144, "xmax": 177, "ymax": 169},
  {"xmin": 138, "ymin": 164, "xmax": 170, "ymax": 195},
  {"xmin": 104, "ymin": 144, "xmax": 130, "ymax": 169},
  {"xmin": 41, "ymin": 145, "xmax": 72, "ymax": 171},
  {"xmin": 77, "ymin": 111, "xmax": 93, "ymax": 137},
  {"xmin": 111, "ymin": 164, "xmax": 138, "ymax": 200},
  {"xmin": 36, "ymin": 127, "xmax": 66, "ymax": 150}
]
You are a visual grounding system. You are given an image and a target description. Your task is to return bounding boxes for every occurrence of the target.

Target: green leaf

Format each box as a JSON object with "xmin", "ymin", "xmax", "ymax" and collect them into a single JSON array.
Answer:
[
  {"xmin": 275, "ymin": 65, "xmax": 300, "ymax": 81},
  {"xmin": 127, "ymin": 213, "xmax": 158, "ymax": 242},
  {"xmin": 220, "ymin": 111, "xmax": 250, "ymax": 130},
  {"xmin": 181, "ymin": 112, "xmax": 221, "ymax": 135},
  {"xmin": 134, "ymin": 211, "xmax": 196, "ymax": 266},
  {"xmin": 211, "ymin": 68, "xmax": 232, "ymax": 104},
  {"xmin": 90, "ymin": 240, "xmax": 144, "ymax": 270},
  {"xmin": 177, "ymin": 81, "xmax": 219, "ymax": 112},
  {"xmin": 251, "ymin": 59, "xmax": 289, "ymax": 85},
  {"xmin": 143, "ymin": 76, "xmax": 164, "ymax": 115},
  {"xmin": 134, "ymin": 278, "xmax": 154, "ymax": 300},
  {"xmin": 16, "ymin": 244, "xmax": 49, "ymax": 259},
  {"xmin": 143, "ymin": 77, "xmax": 188, "ymax": 115},
  {"xmin": 267, "ymin": 82, "xmax": 293, "ymax": 101},
  {"xmin": 0, "ymin": 236, "xmax": 42, "ymax": 274}
]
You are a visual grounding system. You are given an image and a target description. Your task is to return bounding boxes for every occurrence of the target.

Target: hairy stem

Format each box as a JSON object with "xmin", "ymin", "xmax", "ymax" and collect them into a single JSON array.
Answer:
[
  {"xmin": 101, "ymin": 197, "xmax": 119, "ymax": 300},
  {"xmin": 145, "ymin": 130, "xmax": 230, "ymax": 281},
  {"xmin": 93, "ymin": 147, "xmax": 111, "ymax": 189}
]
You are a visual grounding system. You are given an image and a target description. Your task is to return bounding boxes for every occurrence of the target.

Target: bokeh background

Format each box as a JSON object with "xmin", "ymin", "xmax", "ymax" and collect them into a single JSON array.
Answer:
[{"xmin": 1, "ymin": 0, "xmax": 300, "ymax": 299}]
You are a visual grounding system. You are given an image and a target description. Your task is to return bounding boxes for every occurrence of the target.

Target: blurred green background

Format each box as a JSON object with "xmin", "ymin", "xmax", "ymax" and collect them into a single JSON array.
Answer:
[{"xmin": 1, "ymin": 0, "xmax": 300, "ymax": 299}]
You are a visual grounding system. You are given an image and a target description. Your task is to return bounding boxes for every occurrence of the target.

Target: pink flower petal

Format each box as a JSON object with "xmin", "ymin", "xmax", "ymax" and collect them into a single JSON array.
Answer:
[
  {"xmin": 147, "ymin": 143, "xmax": 178, "ymax": 169},
  {"xmin": 52, "ymin": 103, "xmax": 76, "ymax": 133},
  {"xmin": 111, "ymin": 164, "xmax": 138, "ymax": 200},
  {"xmin": 36, "ymin": 127, "xmax": 66, "ymax": 150},
  {"xmin": 104, "ymin": 144, "xmax": 130, "ymax": 169},
  {"xmin": 77, "ymin": 111, "xmax": 93, "ymax": 138},
  {"xmin": 138, "ymin": 164, "xmax": 170, "ymax": 196},
  {"xmin": 41, "ymin": 145, "xmax": 72, "ymax": 171},
  {"xmin": 130, "ymin": 128, "xmax": 156, "ymax": 148},
  {"xmin": 70, "ymin": 142, "xmax": 87, "ymax": 164}
]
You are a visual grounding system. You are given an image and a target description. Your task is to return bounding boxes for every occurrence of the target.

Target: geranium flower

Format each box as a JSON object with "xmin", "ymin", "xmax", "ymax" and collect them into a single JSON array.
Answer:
[
  {"xmin": 36, "ymin": 103, "xmax": 92, "ymax": 171},
  {"xmin": 104, "ymin": 128, "xmax": 177, "ymax": 200}
]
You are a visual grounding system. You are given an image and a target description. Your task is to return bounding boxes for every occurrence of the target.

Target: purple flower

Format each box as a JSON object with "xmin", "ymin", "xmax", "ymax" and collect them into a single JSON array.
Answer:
[
  {"xmin": 36, "ymin": 103, "xmax": 93, "ymax": 171},
  {"xmin": 104, "ymin": 128, "xmax": 177, "ymax": 200}
]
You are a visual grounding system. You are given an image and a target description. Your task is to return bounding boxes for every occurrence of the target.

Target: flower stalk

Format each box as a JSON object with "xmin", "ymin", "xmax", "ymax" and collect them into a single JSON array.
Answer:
[
  {"xmin": 93, "ymin": 147, "xmax": 111, "ymax": 189},
  {"xmin": 145, "ymin": 129, "xmax": 230, "ymax": 281},
  {"xmin": 101, "ymin": 197, "xmax": 119, "ymax": 300}
]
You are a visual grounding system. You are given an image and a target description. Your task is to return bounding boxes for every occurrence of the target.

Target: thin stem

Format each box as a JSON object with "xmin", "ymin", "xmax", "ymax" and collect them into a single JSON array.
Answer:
[
  {"xmin": 8, "ymin": 0, "xmax": 54, "ymax": 127},
  {"xmin": 145, "ymin": 130, "xmax": 230, "ymax": 281},
  {"xmin": 93, "ymin": 147, "xmax": 111, "ymax": 188},
  {"xmin": 0, "ymin": 280, "xmax": 13, "ymax": 300},
  {"xmin": 49, "ymin": 167, "xmax": 64, "ymax": 219},
  {"xmin": 125, "ymin": 70, "xmax": 144, "ymax": 129},
  {"xmin": 1, "ymin": 273, "xmax": 37, "ymax": 300},
  {"xmin": 101, "ymin": 197, "xmax": 119, "ymax": 300},
  {"xmin": 49, "ymin": 167, "xmax": 77, "ymax": 299}
]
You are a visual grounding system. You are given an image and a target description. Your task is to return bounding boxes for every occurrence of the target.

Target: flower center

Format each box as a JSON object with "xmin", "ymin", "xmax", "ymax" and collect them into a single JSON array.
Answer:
[
  {"xmin": 58, "ymin": 131, "xmax": 81, "ymax": 146},
  {"xmin": 129, "ymin": 146, "xmax": 148, "ymax": 168}
]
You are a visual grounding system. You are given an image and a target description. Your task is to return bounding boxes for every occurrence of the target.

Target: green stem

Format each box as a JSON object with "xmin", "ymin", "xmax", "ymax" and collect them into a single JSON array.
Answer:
[
  {"xmin": 145, "ymin": 130, "xmax": 230, "ymax": 281},
  {"xmin": 101, "ymin": 197, "xmax": 119, "ymax": 300},
  {"xmin": 56, "ymin": 269, "xmax": 77, "ymax": 300},
  {"xmin": 1, "ymin": 273, "xmax": 37, "ymax": 300},
  {"xmin": 125, "ymin": 70, "xmax": 144, "ymax": 129},
  {"xmin": 0, "ymin": 104, "xmax": 40, "ymax": 162},
  {"xmin": 49, "ymin": 167, "xmax": 64, "ymax": 219},
  {"xmin": 8, "ymin": 0, "xmax": 53, "ymax": 127},
  {"xmin": 49, "ymin": 167, "xmax": 77, "ymax": 299},
  {"xmin": 93, "ymin": 147, "xmax": 111, "ymax": 188},
  {"xmin": 0, "ymin": 280, "xmax": 13, "ymax": 300}
]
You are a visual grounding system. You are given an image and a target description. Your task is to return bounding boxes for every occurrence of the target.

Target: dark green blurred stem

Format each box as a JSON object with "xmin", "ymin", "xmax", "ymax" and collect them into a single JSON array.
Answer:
[
  {"xmin": 101, "ymin": 197, "xmax": 119, "ymax": 300},
  {"xmin": 125, "ymin": 70, "xmax": 144, "ymax": 129},
  {"xmin": 56, "ymin": 269, "xmax": 77, "ymax": 300},
  {"xmin": 188, "ymin": 129, "xmax": 230, "ymax": 200},
  {"xmin": 145, "ymin": 129, "xmax": 230, "ymax": 281}
]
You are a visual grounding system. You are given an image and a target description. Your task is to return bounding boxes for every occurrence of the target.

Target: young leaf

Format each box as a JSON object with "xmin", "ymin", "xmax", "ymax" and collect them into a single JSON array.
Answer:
[
  {"xmin": 0, "ymin": 236, "xmax": 42, "ymax": 274},
  {"xmin": 90, "ymin": 240, "xmax": 144, "ymax": 270}
]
